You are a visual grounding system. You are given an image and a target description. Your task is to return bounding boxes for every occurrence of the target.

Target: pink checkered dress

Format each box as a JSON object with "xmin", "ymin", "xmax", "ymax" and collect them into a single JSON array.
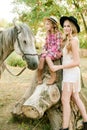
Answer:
[{"xmin": 41, "ymin": 32, "xmax": 62, "ymax": 60}]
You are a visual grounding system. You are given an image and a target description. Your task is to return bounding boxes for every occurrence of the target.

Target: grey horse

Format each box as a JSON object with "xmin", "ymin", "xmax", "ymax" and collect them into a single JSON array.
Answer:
[{"xmin": 0, "ymin": 23, "xmax": 38, "ymax": 77}]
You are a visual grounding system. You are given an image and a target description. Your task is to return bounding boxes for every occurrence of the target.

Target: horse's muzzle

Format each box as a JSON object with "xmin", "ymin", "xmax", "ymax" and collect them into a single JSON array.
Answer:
[
  {"xmin": 27, "ymin": 61, "xmax": 38, "ymax": 70},
  {"xmin": 22, "ymin": 55, "xmax": 38, "ymax": 70}
]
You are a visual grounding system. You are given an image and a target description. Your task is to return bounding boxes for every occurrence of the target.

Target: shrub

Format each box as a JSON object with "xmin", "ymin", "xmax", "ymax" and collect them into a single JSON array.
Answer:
[
  {"xmin": 79, "ymin": 33, "xmax": 87, "ymax": 49},
  {"xmin": 6, "ymin": 52, "xmax": 26, "ymax": 67},
  {"xmin": 80, "ymin": 39, "xmax": 87, "ymax": 49}
]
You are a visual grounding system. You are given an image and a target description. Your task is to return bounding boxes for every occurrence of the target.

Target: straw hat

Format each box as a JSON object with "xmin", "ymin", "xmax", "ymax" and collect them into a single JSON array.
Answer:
[{"xmin": 45, "ymin": 16, "xmax": 58, "ymax": 24}]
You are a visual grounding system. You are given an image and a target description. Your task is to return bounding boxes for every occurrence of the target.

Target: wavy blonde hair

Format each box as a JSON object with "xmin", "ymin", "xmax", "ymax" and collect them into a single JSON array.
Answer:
[{"xmin": 63, "ymin": 21, "xmax": 78, "ymax": 53}]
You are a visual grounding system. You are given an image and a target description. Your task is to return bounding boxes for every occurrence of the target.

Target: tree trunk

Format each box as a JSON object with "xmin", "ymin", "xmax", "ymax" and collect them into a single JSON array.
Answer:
[
  {"xmin": 47, "ymin": 104, "xmax": 62, "ymax": 130},
  {"xmin": 11, "ymin": 59, "xmax": 85, "ymax": 130}
]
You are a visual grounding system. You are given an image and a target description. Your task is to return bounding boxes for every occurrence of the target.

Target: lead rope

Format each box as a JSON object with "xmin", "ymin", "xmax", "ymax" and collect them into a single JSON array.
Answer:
[{"xmin": 4, "ymin": 63, "xmax": 26, "ymax": 76}]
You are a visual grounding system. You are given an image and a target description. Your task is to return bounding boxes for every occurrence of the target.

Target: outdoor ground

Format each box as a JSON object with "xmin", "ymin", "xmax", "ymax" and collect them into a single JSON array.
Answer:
[{"xmin": 0, "ymin": 58, "xmax": 87, "ymax": 130}]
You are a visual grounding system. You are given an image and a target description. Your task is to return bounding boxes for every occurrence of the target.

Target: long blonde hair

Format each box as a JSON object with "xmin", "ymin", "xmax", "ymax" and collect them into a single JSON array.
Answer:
[{"xmin": 63, "ymin": 21, "xmax": 78, "ymax": 53}]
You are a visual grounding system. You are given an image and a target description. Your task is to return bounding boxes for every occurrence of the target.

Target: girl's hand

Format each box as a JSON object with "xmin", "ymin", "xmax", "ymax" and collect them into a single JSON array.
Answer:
[
  {"xmin": 51, "ymin": 65, "xmax": 62, "ymax": 72},
  {"xmin": 42, "ymin": 50, "xmax": 47, "ymax": 54}
]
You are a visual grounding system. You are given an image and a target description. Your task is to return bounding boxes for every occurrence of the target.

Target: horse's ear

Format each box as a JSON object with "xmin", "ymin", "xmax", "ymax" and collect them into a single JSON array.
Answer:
[
  {"xmin": 13, "ymin": 19, "xmax": 21, "ymax": 34},
  {"xmin": 13, "ymin": 18, "xmax": 16, "ymax": 26}
]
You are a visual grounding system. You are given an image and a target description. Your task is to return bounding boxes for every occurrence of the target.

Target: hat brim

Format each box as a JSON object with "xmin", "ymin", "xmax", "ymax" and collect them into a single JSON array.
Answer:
[
  {"xmin": 48, "ymin": 17, "xmax": 57, "ymax": 24},
  {"xmin": 44, "ymin": 17, "xmax": 57, "ymax": 24},
  {"xmin": 60, "ymin": 16, "xmax": 80, "ymax": 33}
]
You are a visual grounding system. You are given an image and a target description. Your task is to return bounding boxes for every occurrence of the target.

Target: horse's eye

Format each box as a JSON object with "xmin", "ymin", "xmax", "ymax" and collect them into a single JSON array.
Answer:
[{"xmin": 23, "ymin": 40, "xmax": 27, "ymax": 45}]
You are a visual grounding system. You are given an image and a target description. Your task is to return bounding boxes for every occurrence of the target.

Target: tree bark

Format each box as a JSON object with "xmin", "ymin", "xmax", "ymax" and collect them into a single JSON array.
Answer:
[{"xmin": 47, "ymin": 104, "xmax": 62, "ymax": 130}]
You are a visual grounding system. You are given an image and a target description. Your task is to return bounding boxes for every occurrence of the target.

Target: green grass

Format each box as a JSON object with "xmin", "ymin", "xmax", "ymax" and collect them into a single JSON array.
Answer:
[
  {"xmin": 6, "ymin": 52, "xmax": 26, "ymax": 67},
  {"xmin": 9, "ymin": 114, "xmax": 51, "ymax": 130}
]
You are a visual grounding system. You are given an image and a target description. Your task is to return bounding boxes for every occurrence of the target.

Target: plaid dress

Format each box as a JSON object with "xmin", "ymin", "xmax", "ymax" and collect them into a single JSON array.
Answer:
[{"xmin": 41, "ymin": 32, "xmax": 62, "ymax": 60}]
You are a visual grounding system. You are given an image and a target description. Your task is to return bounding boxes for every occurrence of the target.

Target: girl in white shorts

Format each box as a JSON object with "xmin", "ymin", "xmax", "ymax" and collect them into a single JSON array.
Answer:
[{"xmin": 51, "ymin": 16, "xmax": 87, "ymax": 130}]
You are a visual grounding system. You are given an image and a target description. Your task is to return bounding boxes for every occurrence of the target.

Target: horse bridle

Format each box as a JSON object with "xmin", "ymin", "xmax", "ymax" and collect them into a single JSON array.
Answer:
[
  {"xmin": 16, "ymin": 31, "xmax": 38, "ymax": 58},
  {"xmin": 4, "ymin": 30, "xmax": 38, "ymax": 77}
]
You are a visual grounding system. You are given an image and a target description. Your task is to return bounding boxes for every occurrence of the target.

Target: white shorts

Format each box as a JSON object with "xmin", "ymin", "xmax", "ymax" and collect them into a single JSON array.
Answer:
[{"xmin": 62, "ymin": 67, "xmax": 81, "ymax": 92}]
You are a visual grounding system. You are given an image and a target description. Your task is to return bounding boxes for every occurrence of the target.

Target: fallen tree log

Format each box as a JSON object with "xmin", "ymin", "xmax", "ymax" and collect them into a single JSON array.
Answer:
[
  {"xmin": 11, "ymin": 59, "xmax": 86, "ymax": 130},
  {"xmin": 22, "ymin": 83, "xmax": 60, "ymax": 119}
]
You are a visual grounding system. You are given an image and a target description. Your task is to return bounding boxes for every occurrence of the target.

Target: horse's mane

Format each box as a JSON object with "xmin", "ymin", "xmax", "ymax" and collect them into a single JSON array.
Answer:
[{"xmin": 0, "ymin": 27, "xmax": 15, "ymax": 60}]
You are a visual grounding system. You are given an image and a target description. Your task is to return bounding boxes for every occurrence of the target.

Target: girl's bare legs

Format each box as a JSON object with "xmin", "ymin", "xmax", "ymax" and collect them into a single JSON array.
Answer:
[
  {"xmin": 37, "ymin": 57, "xmax": 45, "ymax": 84},
  {"xmin": 61, "ymin": 83, "xmax": 72, "ymax": 129},
  {"xmin": 46, "ymin": 56, "xmax": 56, "ymax": 85},
  {"xmin": 72, "ymin": 92, "xmax": 87, "ymax": 122}
]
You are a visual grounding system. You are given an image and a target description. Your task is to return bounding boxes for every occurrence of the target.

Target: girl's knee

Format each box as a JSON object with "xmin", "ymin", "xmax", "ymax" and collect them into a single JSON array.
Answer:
[
  {"xmin": 72, "ymin": 93, "xmax": 80, "ymax": 101},
  {"xmin": 46, "ymin": 56, "xmax": 50, "ymax": 61}
]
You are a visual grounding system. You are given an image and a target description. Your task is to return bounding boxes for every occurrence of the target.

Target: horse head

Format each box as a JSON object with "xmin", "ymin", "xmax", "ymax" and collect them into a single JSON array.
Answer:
[{"xmin": 13, "ymin": 23, "xmax": 38, "ymax": 70}]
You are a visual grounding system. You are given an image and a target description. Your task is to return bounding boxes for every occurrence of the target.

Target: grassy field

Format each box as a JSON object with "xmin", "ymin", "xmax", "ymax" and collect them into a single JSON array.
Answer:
[{"xmin": 0, "ymin": 58, "xmax": 87, "ymax": 130}]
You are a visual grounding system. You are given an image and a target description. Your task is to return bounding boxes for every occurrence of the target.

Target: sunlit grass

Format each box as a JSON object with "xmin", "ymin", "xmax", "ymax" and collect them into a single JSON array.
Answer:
[{"xmin": 6, "ymin": 51, "xmax": 26, "ymax": 67}]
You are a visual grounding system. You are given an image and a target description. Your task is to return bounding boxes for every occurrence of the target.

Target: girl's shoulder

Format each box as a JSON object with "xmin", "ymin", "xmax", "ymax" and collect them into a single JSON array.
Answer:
[
  {"xmin": 73, "ymin": 36, "xmax": 79, "ymax": 40},
  {"xmin": 71, "ymin": 36, "xmax": 79, "ymax": 49},
  {"xmin": 71, "ymin": 36, "xmax": 79, "ymax": 44}
]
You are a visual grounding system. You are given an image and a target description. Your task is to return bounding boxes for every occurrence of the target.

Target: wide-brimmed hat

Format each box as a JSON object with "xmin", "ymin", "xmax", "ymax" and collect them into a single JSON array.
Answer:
[
  {"xmin": 60, "ymin": 16, "xmax": 80, "ymax": 33},
  {"xmin": 44, "ymin": 16, "xmax": 58, "ymax": 24}
]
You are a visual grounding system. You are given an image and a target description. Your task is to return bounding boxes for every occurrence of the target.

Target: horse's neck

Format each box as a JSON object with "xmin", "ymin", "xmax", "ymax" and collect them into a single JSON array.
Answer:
[{"xmin": 0, "ymin": 27, "xmax": 16, "ymax": 64}]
